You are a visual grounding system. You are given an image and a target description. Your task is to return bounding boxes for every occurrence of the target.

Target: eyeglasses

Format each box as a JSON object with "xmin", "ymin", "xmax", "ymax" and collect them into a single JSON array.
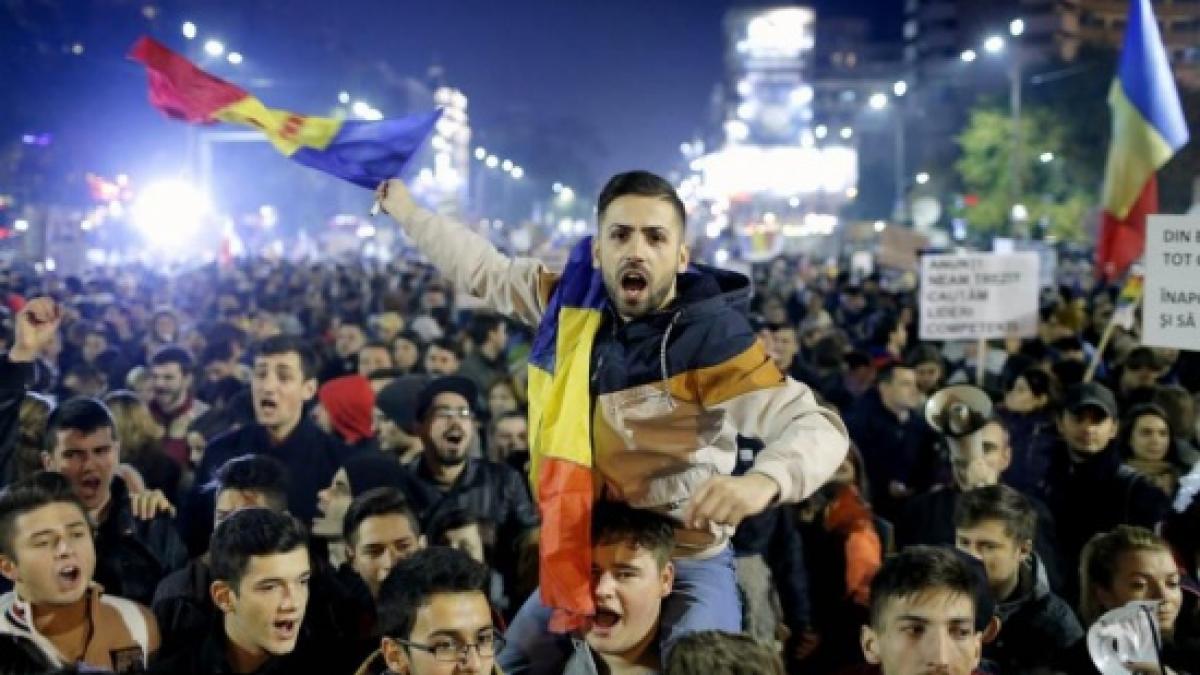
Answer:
[
  {"xmin": 393, "ymin": 631, "xmax": 505, "ymax": 662},
  {"xmin": 431, "ymin": 406, "xmax": 473, "ymax": 420}
]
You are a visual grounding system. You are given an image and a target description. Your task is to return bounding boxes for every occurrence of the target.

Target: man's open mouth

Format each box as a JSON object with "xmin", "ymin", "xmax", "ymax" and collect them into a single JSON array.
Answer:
[
  {"xmin": 56, "ymin": 565, "xmax": 82, "ymax": 590},
  {"xmin": 272, "ymin": 618, "xmax": 299, "ymax": 640},
  {"xmin": 443, "ymin": 429, "xmax": 465, "ymax": 444},
  {"xmin": 620, "ymin": 270, "xmax": 649, "ymax": 294},
  {"xmin": 593, "ymin": 608, "xmax": 622, "ymax": 630}
]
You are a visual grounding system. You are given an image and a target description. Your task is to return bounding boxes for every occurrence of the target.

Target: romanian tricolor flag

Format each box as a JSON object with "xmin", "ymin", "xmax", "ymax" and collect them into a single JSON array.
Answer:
[
  {"xmin": 1097, "ymin": 0, "xmax": 1189, "ymax": 280},
  {"xmin": 129, "ymin": 37, "xmax": 440, "ymax": 189},
  {"xmin": 526, "ymin": 236, "xmax": 606, "ymax": 632}
]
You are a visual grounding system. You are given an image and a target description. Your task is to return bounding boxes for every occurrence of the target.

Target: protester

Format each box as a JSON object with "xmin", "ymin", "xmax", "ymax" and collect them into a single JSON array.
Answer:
[
  {"xmin": 356, "ymin": 341, "xmax": 395, "ymax": 378},
  {"xmin": 458, "ymin": 313, "xmax": 509, "ymax": 394},
  {"xmin": 342, "ymin": 487, "xmax": 425, "ymax": 599},
  {"xmin": 664, "ymin": 630, "xmax": 786, "ymax": 675},
  {"xmin": 1119, "ymin": 402, "xmax": 1189, "ymax": 497},
  {"xmin": 997, "ymin": 365, "xmax": 1059, "ymax": 495},
  {"xmin": 374, "ymin": 375, "xmax": 429, "ymax": 463},
  {"xmin": 844, "ymin": 362, "xmax": 926, "ymax": 518},
  {"xmin": 105, "ymin": 390, "xmax": 182, "ymax": 503},
  {"xmin": 148, "ymin": 346, "xmax": 209, "ymax": 468}
]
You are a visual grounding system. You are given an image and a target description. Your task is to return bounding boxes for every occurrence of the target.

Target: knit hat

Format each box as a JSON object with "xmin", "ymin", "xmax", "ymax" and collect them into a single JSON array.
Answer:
[
  {"xmin": 318, "ymin": 375, "xmax": 375, "ymax": 444},
  {"xmin": 341, "ymin": 453, "xmax": 410, "ymax": 496},
  {"xmin": 376, "ymin": 375, "xmax": 431, "ymax": 432}
]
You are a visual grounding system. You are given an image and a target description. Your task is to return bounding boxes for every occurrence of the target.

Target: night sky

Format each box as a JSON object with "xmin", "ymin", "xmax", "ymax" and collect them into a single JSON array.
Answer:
[{"xmin": 3, "ymin": 0, "xmax": 903, "ymax": 203}]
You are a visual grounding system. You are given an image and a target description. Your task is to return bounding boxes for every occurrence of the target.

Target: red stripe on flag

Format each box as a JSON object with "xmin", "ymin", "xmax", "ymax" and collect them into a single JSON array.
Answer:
[
  {"xmin": 128, "ymin": 37, "xmax": 249, "ymax": 124},
  {"xmin": 1097, "ymin": 176, "xmax": 1157, "ymax": 282},
  {"xmin": 537, "ymin": 458, "xmax": 594, "ymax": 633}
]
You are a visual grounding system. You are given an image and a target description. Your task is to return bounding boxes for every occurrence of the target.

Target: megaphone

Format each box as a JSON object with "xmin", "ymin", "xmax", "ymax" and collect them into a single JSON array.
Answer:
[
  {"xmin": 925, "ymin": 385, "xmax": 993, "ymax": 438},
  {"xmin": 1086, "ymin": 601, "xmax": 1162, "ymax": 674}
]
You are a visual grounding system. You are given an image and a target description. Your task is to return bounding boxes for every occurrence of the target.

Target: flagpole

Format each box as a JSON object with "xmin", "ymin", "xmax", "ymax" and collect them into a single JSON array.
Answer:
[{"xmin": 1084, "ymin": 294, "xmax": 1141, "ymax": 383}]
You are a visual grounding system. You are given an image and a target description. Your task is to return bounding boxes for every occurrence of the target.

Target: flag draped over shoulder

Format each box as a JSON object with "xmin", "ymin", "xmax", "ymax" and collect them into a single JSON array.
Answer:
[
  {"xmin": 1097, "ymin": 0, "xmax": 1189, "ymax": 280},
  {"xmin": 128, "ymin": 37, "xmax": 440, "ymax": 189},
  {"xmin": 526, "ymin": 236, "xmax": 606, "ymax": 632}
]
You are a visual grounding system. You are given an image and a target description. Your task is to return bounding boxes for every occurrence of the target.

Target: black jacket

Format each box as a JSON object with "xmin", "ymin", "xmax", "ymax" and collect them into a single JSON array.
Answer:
[
  {"xmin": 184, "ymin": 419, "xmax": 355, "ymax": 555},
  {"xmin": 149, "ymin": 616, "xmax": 296, "ymax": 675},
  {"xmin": 987, "ymin": 555, "xmax": 1082, "ymax": 674},
  {"xmin": 0, "ymin": 354, "xmax": 34, "ymax": 486},
  {"xmin": 94, "ymin": 475, "xmax": 189, "ymax": 606},
  {"xmin": 151, "ymin": 558, "xmax": 214, "ymax": 662},
  {"xmin": 398, "ymin": 456, "xmax": 540, "ymax": 547},
  {"xmin": 844, "ymin": 389, "xmax": 937, "ymax": 518},
  {"xmin": 1037, "ymin": 439, "xmax": 1171, "ymax": 600},
  {"xmin": 897, "ymin": 485, "xmax": 1064, "ymax": 592}
]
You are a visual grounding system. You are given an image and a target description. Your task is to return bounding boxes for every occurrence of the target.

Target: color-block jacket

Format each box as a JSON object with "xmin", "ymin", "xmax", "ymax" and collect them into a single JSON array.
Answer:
[{"xmin": 393, "ymin": 205, "xmax": 849, "ymax": 556}]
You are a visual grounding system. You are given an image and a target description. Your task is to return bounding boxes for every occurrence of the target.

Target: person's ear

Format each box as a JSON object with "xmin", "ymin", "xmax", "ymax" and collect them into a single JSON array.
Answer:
[
  {"xmin": 381, "ymin": 637, "xmax": 410, "ymax": 674},
  {"xmin": 301, "ymin": 378, "xmax": 318, "ymax": 402},
  {"xmin": 860, "ymin": 625, "xmax": 881, "ymax": 664},
  {"xmin": 41, "ymin": 452, "xmax": 53, "ymax": 471},
  {"xmin": 592, "ymin": 238, "xmax": 601, "ymax": 269},
  {"xmin": 982, "ymin": 616, "xmax": 1002, "ymax": 644},
  {"xmin": 210, "ymin": 580, "xmax": 236, "ymax": 614},
  {"xmin": 660, "ymin": 561, "xmax": 675, "ymax": 597},
  {"xmin": 677, "ymin": 241, "xmax": 690, "ymax": 273},
  {"xmin": 417, "ymin": 535, "xmax": 427, "ymax": 550},
  {"xmin": 0, "ymin": 555, "xmax": 20, "ymax": 583}
]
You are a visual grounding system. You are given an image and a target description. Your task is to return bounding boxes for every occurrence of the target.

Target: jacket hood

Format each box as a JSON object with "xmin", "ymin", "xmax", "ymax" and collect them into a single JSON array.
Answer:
[
  {"xmin": 996, "ymin": 554, "xmax": 1052, "ymax": 621},
  {"xmin": 670, "ymin": 264, "xmax": 752, "ymax": 326}
]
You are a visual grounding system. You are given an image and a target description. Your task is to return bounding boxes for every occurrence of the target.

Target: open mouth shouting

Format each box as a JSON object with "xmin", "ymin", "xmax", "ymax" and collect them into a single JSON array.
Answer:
[
  {"xmin": 589, "ymin": 607, "xmax": 623, "ymax": 638},
  {"xmin": 78, "ymin": 475, "xmax": 104, "ymax": 502},
  {"xmin": 271, "ymin": 617, "xmax": 300, "ymax": 644},
  {"xmin": 257, "ymin": 397, "xmax": 279, "ymax": 418},
  {"xmin": 55, "ymin": 564, "xmax": 84, "ymax": 592},
  {"xmin": 442, "ymin": 427, "xmax": 466, "ymax": 447},
  {"xmin": 619, "ymin": 268, "xmax": 650, "ymax": 306}
]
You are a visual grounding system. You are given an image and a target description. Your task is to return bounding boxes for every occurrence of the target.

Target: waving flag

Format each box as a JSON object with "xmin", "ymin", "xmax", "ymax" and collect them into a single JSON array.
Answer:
[
  {"xmin": 129, "ymin": 37, "xmax": 440, "ymax": 189},
  {"xmin": 1096, "ymin": 0, "xmax": 1189, "ymax": 280}
]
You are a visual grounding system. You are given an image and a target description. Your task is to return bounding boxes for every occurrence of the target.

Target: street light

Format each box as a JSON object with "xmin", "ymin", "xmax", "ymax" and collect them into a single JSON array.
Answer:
[
  {"xmin": 501, "ymin": 159, "xmax": 514, "ymax": 172},
  {"xmin": 868, "ymin": 93, "xmax": 888, "ymax": 110},
  {"xmin": 559, "ymin": 187, "xmax": 575, "ymax": 203},
  {"xmin": 204, "ymin": 40, "xmax": 225, "ymax": 57},
  {"xmin": 893, "ymin": 80, "xmax": 908, "ymax": 97},
  {"xmin": 916, "ymin": 172, "xmax": 930, "ymax": 185},
  {"xmin": 485, "ymin": 155, "xmax": 499, "ymax": 169},
  {"xmin": 1039, "ymin": 152, "xmax": 1055, "ymax": 163},
  {"xmin": 840, "ymin": 127, "xmax": 853, "ymax": 140},
  {"xmin": 814, "ymin": 125, "xmax": 828, "ymax": 139},
  {"xmin": 984, "ymin": 35, "xmax": 1005, "ymax": 54},
  {"xmin": 511, "ymin": 167, "xmax": 524, "ymax": 179},
  {"xmin": 1009, "ymin": 18, "xmax": 1025, "ymax": 37},
  {"xmin": 338, "ymin": 91, "xmax": 350, "ymax": 104},
  {"xmin": 960, "ymin": 49, "xmax": 977, "ymax": 63},
  {"xmin": 182, "ymin": 22, "xmax": 197, "ymax": 39},
  {"xmin": 474, "ymin": 147, "xmax": 487, "ymax": 160},
  {"xmin": 227, "ymin": 52, "xmax": 243, "ymax": 65}
]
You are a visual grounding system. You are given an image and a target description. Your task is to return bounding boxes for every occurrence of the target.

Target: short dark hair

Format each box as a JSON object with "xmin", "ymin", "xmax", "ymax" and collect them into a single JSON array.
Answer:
[
  {"xmin": 428, "ymin": 507, "xmax": 496, "ymax": 560},
  {"xmin": 467, "ymin": 313, "xmax": 504, "ymax": 347},
  {"xmin": 0, "ymin": 472, "xmax": 89, "ymax": 559},
  {"xmin": 213, "ymin": 455, "xmax": 290, "ymax": 513},
  {"xmin": 209, "ymin": 508, "xmax": 308, "ymax": 590},
  {"xmin": 342, "ymin": 488, "xmax": 419, "ymax": 548},
  {"xmin": 868, "ymin": 546, "xmax": 978, "ymax": 629},
  {"xmin": 377, "ymin": 547, "xmax": 491, "ymax": 640},
  {"xmin": 905, "ymin": 344, "xmax": 945, "ymax": 370},
  {"xmin": 592, "ymin": 501, "xmax": 675, "ymax": 569},
  {"xmin": 201, "ymin": 340, "xmax": 236, "ymax": 365},
  {"xmin": 597, "ymin": 171, "xmax": 686, "ymax": 232},
  {"xmin": 65, "ymin": 362, "xmax": 106, "ymax": 384},
  {"xmin": 954, "ymin": 485, "xmax": 1037, "ymax": 544},
  {"xmin": 253, "ymin": 335, "xmax": 317, "ymax": 381},
  {"xmin": 43, "ymin": 397, "xmax": 116, "ymax": 455},
  {"xmin": 488, "ymin": 410, "xmax": 527, "ymax": 437},
  {"xmin": 876, "ymin": 361, "xmax": 911, "ymax": 385},
  {"xmin": 150, "ymin": 345, "xmax": 194, "ymax": 372},
  {"xmin": 665, "ymin": 630, "xmax": 785, "ymax": 675},
  {"xmin": 427, "ymin": 338, "xmax": 462, "ymax": 361}
]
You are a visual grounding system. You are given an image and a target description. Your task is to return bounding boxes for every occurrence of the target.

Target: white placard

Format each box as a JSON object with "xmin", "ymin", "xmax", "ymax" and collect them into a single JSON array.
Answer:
[
  {"xmin": 1143, "ymin": 215, "xmax": 1200, "ymax": 350},
  {"xmin": 919, "ymin": 252, "xmax": 1040, "ymax": 341}
]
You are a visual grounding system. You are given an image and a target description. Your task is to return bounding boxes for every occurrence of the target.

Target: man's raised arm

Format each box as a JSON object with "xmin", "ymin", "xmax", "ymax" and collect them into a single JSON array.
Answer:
[{"xmin": 376, "ymin": 179, "xmax": 554, "ymax": 327}]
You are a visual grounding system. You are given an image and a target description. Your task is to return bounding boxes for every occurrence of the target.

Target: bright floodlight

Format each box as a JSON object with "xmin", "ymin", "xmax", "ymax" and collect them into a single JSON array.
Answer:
[
  {"xmin": 552, "ymin": 182, "xmax": 563, "ymax": 193},
  {"xmin": 916, "ymin": 172, "xmax": 931, "ymax": 185},
  {"xmin": 132, "ymin": 179, "xmax": 210, "ymax": 249},
  {"xmin": 352, "ymin": 101, "xmax": 371, "ymax": 118},
  {"xmin": 1010, "ymin": 19, "xmax": 1025, "ymax": 37},
  {"xmin": 501, "ymin": 159, "xmax": 514, "ymax": 172},
  {"xmin": 511, "ymin": 166, "xmax": 524, "ymax": 179},
  {"xmin": 204, "ymin": 40, "xmax": 225, "ymax": 57},
  {"xmin": 474, "ymin": 147, "xmax": 486, "ymax": 160},
  {"xmin": 1040, "ymin": 152, "xmax": 1055, "ymax": 163},
  {"xmin": 840, "ymin": 127, "xmax": 853, "ymax": 140},
  {"xmin": 961, "ymin": 49, "xmax": 977, "ymax": 63},
  {"xmin": 485, "ymin": 155, "xmax": 499, "ymax": 169},
  {"xmin": 1012, "ymin": 203, "xmax": 1029, "ymax": 221},
  {"xmin": 868, "ymin": 93, "xmax": 888, "ymax": 110},
  {"xmin": 14, "ymin": 219, "xmax": 29, "ymax": 232},
  {"xmin": 182, "ymin": 22, "xmax": 197, "ymax": 39},
  {"xmin": 814, "ymin": 124, "xmax": 828, "ymax": 139},
  {"xmin": 227, "ymin": 52, "xmax": 243, "ymax": 65},
  {"xmin": 984, "ymin": 36, "xmax": 1005, "ymax": 54},
  {"xmin": 874, "ymin": 220, "xmax": 887, "ymax": 233},
  {"xmin": 559, "ymin": 186, "xmax": 575, "ymax": 203},
  {"xmin": 893, "ymin": 80, "xmax": 908, "ymax": 97}
]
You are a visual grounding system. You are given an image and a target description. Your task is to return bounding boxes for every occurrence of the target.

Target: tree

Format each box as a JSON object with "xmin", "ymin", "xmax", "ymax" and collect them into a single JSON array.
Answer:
[{"xmin": 954, "ymin": 105, "xmax": 1095, "ymax": 242}]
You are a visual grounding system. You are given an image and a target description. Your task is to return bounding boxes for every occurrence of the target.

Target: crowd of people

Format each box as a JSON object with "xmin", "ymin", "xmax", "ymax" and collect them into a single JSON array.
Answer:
[{"xmin": 0, "ymin": 169, "xmax": 1196, "ymax": 674}]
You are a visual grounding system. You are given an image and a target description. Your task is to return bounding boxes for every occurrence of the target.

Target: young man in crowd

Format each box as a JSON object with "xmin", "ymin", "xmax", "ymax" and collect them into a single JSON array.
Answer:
[
  {"xmin": 858, "ymin": 546, "xmax": 983, "ymax": 675},
  {"xmin": 148, "ymin": 345, "xmax": 210, "ymax": 468},
  {"xmin": 374, "ymin": 546, "xmax": 501, "ymax": 675},
  {"xmin": 488, "ymin": 411, "xmax": 529, "ymax": 475},
  {"xmin": 458, "ymin": 313, "xmax": 509, "ymax": 393},
  {"xmin": 374, "ymin": 374, "xmax": 429, "ymax": 463},
  {"xmin": 153, "ymin": 454, "xmax": 290, "ymax": 660},
  {"xmin": 150, "ymin": 508, "xmax": 311, "ymax": 673},
  {"xmin": 378, "ymin": 172, "xmax": 847, "ymax": 671},
  {"xmin": 342, "ymin": 487, "xmax": 425, "ymax": 600},
  {"xmin": 357, "ymin": 341, "xmax": 396, "ymax": 378},
  {"xmin": 323, "ymin": 321, "xmax": 368, "ymax": 381},
  {"xmin": 395, "ymin": 376, "xmax": 539, "ymax": 588},
  {"xmin": 424, "ymin": 338, "xmax": 463, "ymax": 376},
  {"xmin": 563, "ymin": 501, "xmax": 676, "ymax": 675},
  {"xmin": 0, "ymin": 472, "xmax": 160, "ymax": 672},
  {"xmin": 953, "ymin": 484, "xmax": 1081, "ymax": 672},
  {"xmin": 187, "ymin": 335, "xmax": 350, "ymax": 555},
  {"xmin": 1039, "ymin": 382, "xmax": 1171, "ymax": 599},
  {"xmin": 1, "ymin": 297, "xmax": 61, "ymax": 485},
  {"xmin": 42, "ymin": 397, "xmax": 187, "ymax": 605},
  {"xmin": 843, "ymin": 362, "xmax": 928, "ymax": 518}
]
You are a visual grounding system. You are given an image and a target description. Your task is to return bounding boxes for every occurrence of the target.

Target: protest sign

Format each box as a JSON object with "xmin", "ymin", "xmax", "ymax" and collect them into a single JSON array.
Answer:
[{"xmin": 919, "ymin": 252, "xmax": 1040, "ymax": 341}]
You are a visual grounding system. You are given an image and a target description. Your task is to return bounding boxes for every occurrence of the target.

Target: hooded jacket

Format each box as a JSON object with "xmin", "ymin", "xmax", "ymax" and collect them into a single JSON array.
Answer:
[
  {"xmin": 987, "ymin": 555, "xmax": 1082, "ymax": 673},
  {"xmin": 389, "ymin": 204, "xmax": 848, "ymax": 558}
]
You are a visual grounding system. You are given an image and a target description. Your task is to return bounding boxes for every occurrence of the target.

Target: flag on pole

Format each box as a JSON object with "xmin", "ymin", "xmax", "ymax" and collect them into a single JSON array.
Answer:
[
  {"xmin": 1096, "ymin": 0, "xmax": 1189, "ymax": 280},
  {"xmin": 129, "ymin": 37, "xmax": 440, "ymax": 189},
  {"xmin": 1111, "ymin": 266, "xmax": 1144, "ymax": 330}
]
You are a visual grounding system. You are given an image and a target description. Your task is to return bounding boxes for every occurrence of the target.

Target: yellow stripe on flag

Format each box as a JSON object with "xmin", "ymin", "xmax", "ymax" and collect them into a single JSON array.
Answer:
[
  {"xmin": 214, "ymin": 96, "xmax": 342, "ymax": 156},
  {"xmin": 1102, "ymin": 81, "xmax": 1178, "ymax": 219}
]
